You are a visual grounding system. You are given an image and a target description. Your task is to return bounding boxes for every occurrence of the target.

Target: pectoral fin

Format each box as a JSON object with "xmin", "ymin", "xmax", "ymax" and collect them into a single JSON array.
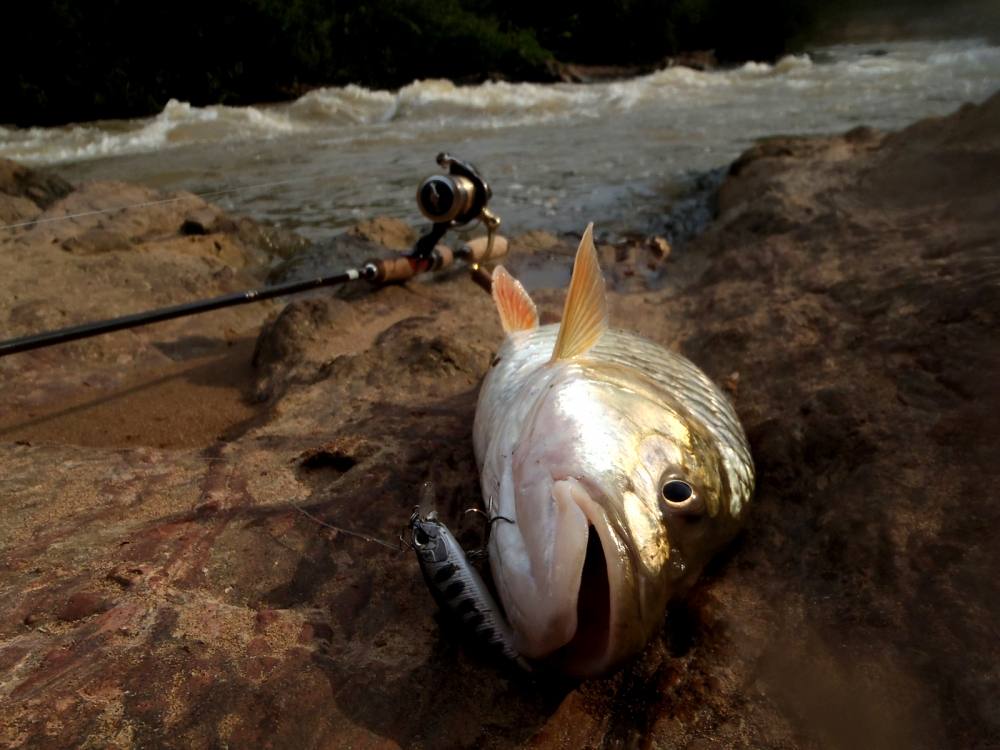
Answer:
[
  {"xmin": 551, "ymin": 223, "xmax": 607, "ymax": 361},
  {"xmin": 492, "ymin": 265, "xmax": 539, "ymax": 333}
]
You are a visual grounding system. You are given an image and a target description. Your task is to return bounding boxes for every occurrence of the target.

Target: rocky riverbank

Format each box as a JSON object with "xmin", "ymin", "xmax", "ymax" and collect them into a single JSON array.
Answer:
[{"xmin": 1, "ymin": 91, "xmax": 998, "ymax": 748}]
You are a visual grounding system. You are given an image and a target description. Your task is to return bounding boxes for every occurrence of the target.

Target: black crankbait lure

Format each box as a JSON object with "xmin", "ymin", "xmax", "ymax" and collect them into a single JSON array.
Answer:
[{"xmin": 408, "ymin": 508, "xmax": 528, "ymax": 671}]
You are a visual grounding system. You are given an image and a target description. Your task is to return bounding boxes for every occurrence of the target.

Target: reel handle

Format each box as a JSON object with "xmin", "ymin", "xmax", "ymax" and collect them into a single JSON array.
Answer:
[{"xmin": 459, "ymin": 234, "xmax": 509, "ymax": 294}]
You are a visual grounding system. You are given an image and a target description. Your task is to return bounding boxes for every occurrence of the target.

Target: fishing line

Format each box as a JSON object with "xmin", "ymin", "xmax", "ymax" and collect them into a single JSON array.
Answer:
[
  {"xmin": 198, "ymin": 454, "xmax": 401, "ymax": 551},
  {"xmin": 0, "ymin": 174, "xmax": 328, "ymax": 232},
  {"xmin": 291, "ymin": 502, "xmax": 400, "ymax": 551}
]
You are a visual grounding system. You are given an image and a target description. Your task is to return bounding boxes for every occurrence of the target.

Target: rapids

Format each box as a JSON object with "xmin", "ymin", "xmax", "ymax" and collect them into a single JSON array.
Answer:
[{"xmin": 2, "ymin": 39, "xmax": 998, "ymax": 241}]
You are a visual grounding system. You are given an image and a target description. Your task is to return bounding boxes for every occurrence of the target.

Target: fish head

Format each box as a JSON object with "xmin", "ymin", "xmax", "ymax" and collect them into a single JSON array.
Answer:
[{"xmin": 487, "ymin": 363, "xmax": 744, "ymax": 677}]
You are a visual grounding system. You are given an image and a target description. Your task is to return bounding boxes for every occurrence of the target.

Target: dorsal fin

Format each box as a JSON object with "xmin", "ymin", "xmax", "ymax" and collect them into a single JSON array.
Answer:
[
  {"xmin": 491, "ymin": 265, "xmax": 539, "ymax": 333},
  {"xmin": 551, "ymin": 223, "xmax": 607, "ymax": 361}
]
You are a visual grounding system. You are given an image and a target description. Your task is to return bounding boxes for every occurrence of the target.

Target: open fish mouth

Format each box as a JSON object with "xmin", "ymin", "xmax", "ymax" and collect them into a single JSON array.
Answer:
[
  {"xmin": 495, "ymin": 476, "xmax": 626, "ymax": 673},
  {"xmin": 556, "ymin": 478, "xmax": 626, "ymax": 675},
  {"xmin": 556, "ymin": 524, "xmax": 613, "ymax": 669}
]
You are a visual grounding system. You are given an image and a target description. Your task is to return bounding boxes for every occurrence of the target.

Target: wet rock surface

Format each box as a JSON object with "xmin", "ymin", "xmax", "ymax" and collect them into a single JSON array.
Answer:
[{"xmin": 2, "ymin": 92, "xmax": 1000, "ymax": 748}]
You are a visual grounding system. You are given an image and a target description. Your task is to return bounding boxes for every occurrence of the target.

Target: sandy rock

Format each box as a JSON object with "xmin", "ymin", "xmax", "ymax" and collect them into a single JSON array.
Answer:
[
  {"xmin": 58, "ymin": 592, "xmax": 113, "ymax": 622},
  {"xmin": 60, "ymin": 228, "xmax": 133, "ymax": 255},
  {"xmin": 0, "ymin": 158, "xmax": 72, "ymax": 226},
  {"xmin": 512, "ymin": 229, "xmax": 562, "ymax": 253},
  {"xmin": 266, "ymin": 233, "xmax": 383, "ymax": 286},
  {"xmin": 251, "ymin": 296, "xmax": 359, "ymax": 400},
  {"xmin": 344, "ymin": 216, "xmax": 418, "ymax": 251},
  {"xmin": 2, "ymin": 92, "xmax": 1000, "ymax": 748},
  {"xmin": 0, "ymin": 158, "xmax": 72, "ymax": 215},
  {"xmin": 0, "ymin": 174, "xmax": 288, "ymax": 413}
]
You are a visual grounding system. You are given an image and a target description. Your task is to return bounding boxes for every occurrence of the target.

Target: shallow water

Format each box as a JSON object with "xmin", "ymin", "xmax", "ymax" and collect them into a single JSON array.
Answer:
[{"xmin": 2, "ymin": 39, "xmax": 999, "ymax": 242}]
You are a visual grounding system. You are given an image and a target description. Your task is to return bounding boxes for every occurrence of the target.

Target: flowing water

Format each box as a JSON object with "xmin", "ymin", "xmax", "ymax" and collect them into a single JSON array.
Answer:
[{"xmin": 2, "ymin": 39, "xmax": 999, "ymax": 242}]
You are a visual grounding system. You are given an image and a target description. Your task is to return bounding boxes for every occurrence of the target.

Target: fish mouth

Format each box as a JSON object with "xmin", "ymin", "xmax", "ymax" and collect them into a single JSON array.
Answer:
[
  {"xmin": 555, "ymin": 523, "xmax": 612, "ymax": 671},
  {"xmin": 551, "ymin": 480, "xmax": 622, "ymax": 677},
  {"xmin": 490, "ymin": 474, "xmax": 628, "ymax": 674}
]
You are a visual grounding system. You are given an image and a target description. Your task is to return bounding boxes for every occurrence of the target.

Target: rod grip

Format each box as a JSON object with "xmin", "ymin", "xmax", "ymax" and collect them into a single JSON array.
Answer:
[
  {"xmin": 373, "ymin": 256, "xmax": 417, "ymax": 283},
  {"xmin": 459, "ymin": 235, "xmax": 509, "ymax": 264},
  {"xmin": 370, "ymin": 244, "xmax": 454, "ymax": 284}
]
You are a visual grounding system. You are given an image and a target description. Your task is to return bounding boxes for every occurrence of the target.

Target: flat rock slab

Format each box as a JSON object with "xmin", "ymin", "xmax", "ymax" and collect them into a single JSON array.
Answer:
[{"xmin": 2, "ymin": 93, "xmax": 1000, "ymax": 748}]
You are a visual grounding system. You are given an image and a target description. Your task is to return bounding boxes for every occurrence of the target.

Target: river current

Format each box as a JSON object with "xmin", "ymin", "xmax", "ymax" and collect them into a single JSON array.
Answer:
[{"xmin": 2, "ymin": 39, "xmax": 998, "ymax": 242}]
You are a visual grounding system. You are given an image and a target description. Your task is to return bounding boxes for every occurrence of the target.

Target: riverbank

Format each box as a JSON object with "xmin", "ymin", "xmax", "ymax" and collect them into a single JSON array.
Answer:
[{"xmin": 2, "ymin": 91, "xmax": 998, "ymax": 748}]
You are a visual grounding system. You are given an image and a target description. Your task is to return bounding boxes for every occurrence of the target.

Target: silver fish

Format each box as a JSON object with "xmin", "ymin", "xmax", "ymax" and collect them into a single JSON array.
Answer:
[{"xmin": 473, "ymin": 224, "xmax": 754, "ymax": 676}]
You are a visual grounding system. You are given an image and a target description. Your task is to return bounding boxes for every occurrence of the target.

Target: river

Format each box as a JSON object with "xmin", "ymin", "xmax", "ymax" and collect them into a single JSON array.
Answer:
[{"xmin": 2, "ymin": 38, "xmax": 998, "ymax": 243}]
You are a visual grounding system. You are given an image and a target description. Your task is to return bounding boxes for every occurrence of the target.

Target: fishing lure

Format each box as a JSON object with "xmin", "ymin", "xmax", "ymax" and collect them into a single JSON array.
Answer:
[{"xmin": 408, "ymin": 507, "xmax": 529, "ymax": 671}]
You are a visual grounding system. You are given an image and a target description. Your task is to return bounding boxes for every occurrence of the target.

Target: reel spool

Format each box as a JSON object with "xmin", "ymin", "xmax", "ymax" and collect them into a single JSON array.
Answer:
[
  {"xmin": 416, "ymin": 153, "xmax": 492, "ymax": 227},
  {"xmin": 412, "ymin": 153, "xmax": 504, "ymax": 274}
]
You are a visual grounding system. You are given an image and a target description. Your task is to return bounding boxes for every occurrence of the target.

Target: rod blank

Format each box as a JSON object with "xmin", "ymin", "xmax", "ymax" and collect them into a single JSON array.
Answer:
[{"xmin": 0, "ymin": 270, "xmax": 356, "ymax": 357}]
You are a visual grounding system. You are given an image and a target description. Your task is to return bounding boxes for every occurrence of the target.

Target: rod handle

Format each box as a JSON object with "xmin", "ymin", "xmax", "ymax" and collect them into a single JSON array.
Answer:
[
  {"xmin": 372, "ymin": 256, "xmax": 417, "ymax": 283},
  {"xmin": 370, "ymin": 244, "xmax": 455, "ymax": 283},
  {"xmin": 469, "ymin": 266, "xmax": 494, "ymax": 293},
  {"xmin": 459, "ymin": 235, "xmax": 509, "ymax": 264}
]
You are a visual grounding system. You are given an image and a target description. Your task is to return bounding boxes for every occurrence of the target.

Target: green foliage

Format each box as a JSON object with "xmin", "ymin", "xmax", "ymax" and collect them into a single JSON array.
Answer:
[{"xmin": 1, "ymin": 0, "xmax": 837, "ymax": 126}]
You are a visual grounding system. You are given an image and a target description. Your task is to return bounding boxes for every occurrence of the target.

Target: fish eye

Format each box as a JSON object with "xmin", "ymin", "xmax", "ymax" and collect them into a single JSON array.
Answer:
[{"xmin": 661, "ymin": 479, "xmax": 694, "ymax": 504}]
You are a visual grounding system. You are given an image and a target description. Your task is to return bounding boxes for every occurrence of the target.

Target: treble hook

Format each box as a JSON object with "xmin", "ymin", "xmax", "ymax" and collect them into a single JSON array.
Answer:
[
  {"xmin": 455, "ymin": 494, "xmax": 512, "ymax": 562},
  {"xmin": 463, "ymin": 506, "xmax": 515, "ymax": 529}
]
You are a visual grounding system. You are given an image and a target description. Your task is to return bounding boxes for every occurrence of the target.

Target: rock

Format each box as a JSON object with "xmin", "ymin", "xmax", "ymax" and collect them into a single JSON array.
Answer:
[
  {"xmin": 58, "ymin": 592, "xmax": 112, "ymax": 622},
  {"xmin": 0, "ymin": 158, "xmax": 73, "ymax": 208},
  {"xmin": 549, "ymin": 61, "xmax": 663, "ymax": 83},
  {"xmin": 0, "ymin": 158, "xmax": 73, "ymax": 226},
  {"xmin": 266, "ymin": 233, "xmax": 383, "ymax": 288},
  {"xmin": 251, "ymin": 296, "xmax": 359, "ymax": 399},
  {"xmin": 2, "ymin": 93, "xmax": 1000, "ymax": 748},
  {"xmin": 344, "ymin": 216, "xmax": 417, "ymax": 251},
  {"xmin": 0, "ymin": 172, "xmax": 285, "ymax": 412},
  {"xmin": 512, "ymin": 229, "xmax": 562, "ymax": 253},
  {"xmin": 666, "ymin": 49, "xmax": 718, "ymax": 71},
  {"xmin": 648, "ymin": 236, "xmax": 671, "ymax": 259},
  {"xmin": 60, "ymin": 228, "xmax": 132, "ymax": 255}
]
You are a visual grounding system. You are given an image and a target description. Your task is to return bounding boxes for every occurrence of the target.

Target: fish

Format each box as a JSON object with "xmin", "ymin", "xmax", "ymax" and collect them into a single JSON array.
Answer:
[{"xmin": 473, "ymin": 223, "xmax": 754, "ymax": 677}]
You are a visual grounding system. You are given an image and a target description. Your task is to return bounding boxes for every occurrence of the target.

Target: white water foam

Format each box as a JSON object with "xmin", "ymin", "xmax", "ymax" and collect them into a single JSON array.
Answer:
[
  {"xmin": 4, "ymin": 39, "xmax": 998, "ymax": 167},
  {"xmin": 4, "ymin": 38, "xmax": 998, "ymax": 240},
  {"xmin": 0, "ymin": 99, "xmax": 306, "ymax": 164}
]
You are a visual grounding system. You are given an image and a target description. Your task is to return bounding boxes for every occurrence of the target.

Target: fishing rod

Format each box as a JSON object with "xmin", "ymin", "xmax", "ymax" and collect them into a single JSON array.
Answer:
[{"xmin": 0, "ymin": 153, "xmax": 507, "ymax": 358}]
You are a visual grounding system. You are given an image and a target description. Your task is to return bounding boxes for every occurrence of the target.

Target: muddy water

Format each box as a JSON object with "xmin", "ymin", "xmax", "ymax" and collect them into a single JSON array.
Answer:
[{"xmin": 2, "ymin": 39, "xmax": 999, "ymax": 242}]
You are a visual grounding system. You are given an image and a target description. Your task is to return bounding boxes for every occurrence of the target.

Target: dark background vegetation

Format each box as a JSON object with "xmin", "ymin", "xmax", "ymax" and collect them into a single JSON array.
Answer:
[{"xmin": 1, "ymin": 0, "xmax": 995, "ymax": 126}]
